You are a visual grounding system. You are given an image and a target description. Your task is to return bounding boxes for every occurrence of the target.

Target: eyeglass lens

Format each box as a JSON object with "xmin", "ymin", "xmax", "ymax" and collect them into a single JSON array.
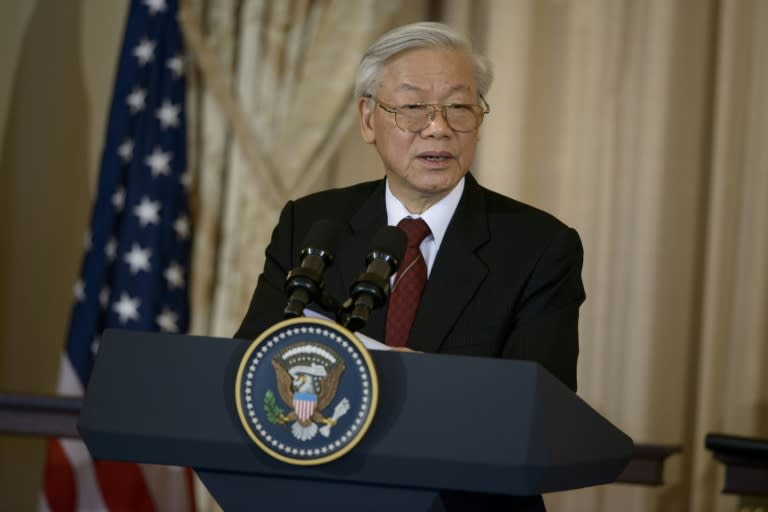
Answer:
[{"xmin": 396, "ymin": 105, "xmax": 482, "ymax": 132}]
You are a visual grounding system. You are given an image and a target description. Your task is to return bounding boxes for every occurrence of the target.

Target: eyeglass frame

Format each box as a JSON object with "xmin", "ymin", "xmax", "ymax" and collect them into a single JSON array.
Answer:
[{"xmin": 365, "ymin": 95, "xmax": 491, "ymax": 133}]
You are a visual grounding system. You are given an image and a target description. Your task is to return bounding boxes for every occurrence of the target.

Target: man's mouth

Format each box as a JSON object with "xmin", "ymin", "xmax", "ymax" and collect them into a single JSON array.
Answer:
[{"xmin": 418, "ymin": 152, "xmax": 454, "ymax": 162}]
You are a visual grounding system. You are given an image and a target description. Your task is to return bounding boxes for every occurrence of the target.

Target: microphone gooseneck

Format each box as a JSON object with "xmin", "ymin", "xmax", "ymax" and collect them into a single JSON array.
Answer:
[
  {"xmin": 341, "ymin": 226, "xmax": 407, "ymax": 331},
  {"xmin": 283, "ymin": 220, "xmax": 347, "ymax": 319}
]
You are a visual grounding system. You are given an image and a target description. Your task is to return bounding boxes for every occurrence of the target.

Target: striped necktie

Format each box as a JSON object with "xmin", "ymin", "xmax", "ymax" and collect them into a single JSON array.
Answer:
[{"xmin": 385, "ymin": 218, "xmax": 431, "ymax": 347}]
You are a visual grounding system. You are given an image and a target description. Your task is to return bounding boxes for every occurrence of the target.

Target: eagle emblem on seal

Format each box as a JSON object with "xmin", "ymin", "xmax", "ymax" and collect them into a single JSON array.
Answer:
[{"xmin": 264, "ymin": 342, "xmax": 350, "ymax": 441}]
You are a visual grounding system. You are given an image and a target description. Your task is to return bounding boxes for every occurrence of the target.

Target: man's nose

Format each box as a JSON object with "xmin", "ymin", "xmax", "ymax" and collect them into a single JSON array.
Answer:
[{"xmin": 421, "ymin": 107, "xmax": 451, "ymax": 136}]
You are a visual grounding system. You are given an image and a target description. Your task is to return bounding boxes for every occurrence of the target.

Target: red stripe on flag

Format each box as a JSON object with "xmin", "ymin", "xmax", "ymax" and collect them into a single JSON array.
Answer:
[
  {"xmin": 185, "ymin": 467, "xmax": 197, "ymax": 512},
  {"xmin": 43, "ymin": 440, "xmax": 76, "ymax": 512},
  {"xmin": 94, "ymin": 461, "xmax": 155, "ymax": 512}
]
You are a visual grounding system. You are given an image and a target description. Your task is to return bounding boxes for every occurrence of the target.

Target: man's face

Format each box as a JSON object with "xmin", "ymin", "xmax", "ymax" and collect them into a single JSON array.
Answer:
[{"xmin": 358, "ymin": 48, "xmax": 481, "ymax": 213}]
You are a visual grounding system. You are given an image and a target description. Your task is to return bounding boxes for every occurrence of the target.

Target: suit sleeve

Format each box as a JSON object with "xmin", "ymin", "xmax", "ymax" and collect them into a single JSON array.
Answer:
[
  {"xmin": 234, "ymin": 201, "xmax": 296, "ymax": 340},
  {"xmin": 501, "ymin": 227, "xmax": 585, "ymax": 391}
]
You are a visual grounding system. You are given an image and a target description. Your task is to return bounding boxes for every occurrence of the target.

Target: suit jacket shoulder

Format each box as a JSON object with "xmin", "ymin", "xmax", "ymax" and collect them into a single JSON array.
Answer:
[
  {"xmin": 234, "ymin": 179, "xmax": 387, "ymax": 340},
  {"xmin": 291, "ymin": 179, "xmax": 385, "ymax": 227}
]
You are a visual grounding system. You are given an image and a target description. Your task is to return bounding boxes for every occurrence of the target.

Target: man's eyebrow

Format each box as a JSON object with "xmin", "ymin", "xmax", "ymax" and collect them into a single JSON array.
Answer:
[
  {"xmin": 446, "ymin": 84, "xmax": 472, "ymax": 94},
  {"xmin": 395, "ymin": 83, "xmax": 424, "ymax": 92}
]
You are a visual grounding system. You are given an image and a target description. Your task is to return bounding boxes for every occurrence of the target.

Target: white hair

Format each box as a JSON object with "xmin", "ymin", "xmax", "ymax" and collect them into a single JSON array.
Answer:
[{"xmin": 354, "ymin": 22, "xmax": 494, "ymax": 100}]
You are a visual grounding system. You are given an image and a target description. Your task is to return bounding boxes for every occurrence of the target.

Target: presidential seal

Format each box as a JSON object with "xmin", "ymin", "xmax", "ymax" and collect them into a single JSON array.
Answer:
[{"xmin": 235, "ymin": 317, "xmax": 378, "ymax": 465}]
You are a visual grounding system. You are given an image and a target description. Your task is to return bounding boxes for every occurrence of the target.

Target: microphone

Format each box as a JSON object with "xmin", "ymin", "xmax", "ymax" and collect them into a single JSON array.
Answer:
[
  {"xmin": 283, "ymin": 220, "xmax": 347, "ymax": 319},
  {"xmin": 341, "ymin": 226, "xmax": 407, "ymax": 331}
]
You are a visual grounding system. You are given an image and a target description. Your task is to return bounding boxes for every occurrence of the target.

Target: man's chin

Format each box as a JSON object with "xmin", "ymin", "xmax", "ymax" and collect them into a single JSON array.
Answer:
[
  {"xmin": 411, "ymin": 171, "xmax": 464, "ymax": 193},
  {"xmin": 407, "ymin": 179, "xmax": 460, "ymax": 204}
]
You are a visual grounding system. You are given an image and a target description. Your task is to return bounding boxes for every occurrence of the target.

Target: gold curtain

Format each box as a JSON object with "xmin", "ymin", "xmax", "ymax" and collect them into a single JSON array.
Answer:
[
  {"xmin": 180, "ymin": 0, "xmax": 404, "ymax": 342},
  {"xmin": 690, "ymin": 1, "xmax": 768, "ymax": 510},
  {"xmin": 445, "ymin": 0, "xmax": 768, "ymax": 510}
]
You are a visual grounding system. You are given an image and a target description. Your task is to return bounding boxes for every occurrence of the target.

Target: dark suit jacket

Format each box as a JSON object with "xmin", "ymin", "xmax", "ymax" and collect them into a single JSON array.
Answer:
[
  {"xmin": 235, "ymin": 174, "xmax": 585, "ymax": 511},
  {"xmin": 236, "ymin": 173, "xmax": 585, "ymax": 390}
]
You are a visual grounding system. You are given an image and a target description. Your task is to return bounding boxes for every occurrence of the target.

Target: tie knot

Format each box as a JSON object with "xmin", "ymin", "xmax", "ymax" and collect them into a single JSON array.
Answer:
[{"xmin": 398, "ymin": 218, "xmax": 431, "ymax": 248}]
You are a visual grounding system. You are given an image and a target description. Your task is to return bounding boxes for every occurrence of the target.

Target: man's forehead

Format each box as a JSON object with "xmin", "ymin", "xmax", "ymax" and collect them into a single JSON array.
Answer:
[{"xmin": 393, "ymin": 83, "xmax": 472, "ymax": 94}]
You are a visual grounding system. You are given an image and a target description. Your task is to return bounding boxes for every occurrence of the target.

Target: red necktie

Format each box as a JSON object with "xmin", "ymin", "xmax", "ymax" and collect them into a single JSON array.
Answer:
[{"xmin": 385, "ymin": 218, "xmax": 431, "ymax": 347}]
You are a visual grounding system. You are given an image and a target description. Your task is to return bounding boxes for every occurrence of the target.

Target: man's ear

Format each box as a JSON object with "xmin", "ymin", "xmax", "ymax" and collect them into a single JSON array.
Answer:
[{"xmin": 358, "ymin": 97, "xmax": 376, "ymax": 144}]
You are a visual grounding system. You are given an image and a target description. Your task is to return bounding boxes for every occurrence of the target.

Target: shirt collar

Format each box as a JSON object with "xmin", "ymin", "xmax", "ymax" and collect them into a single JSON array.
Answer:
[{"xmin": 385, "ymin": 177, "xmax": 465, "ymax": 250}]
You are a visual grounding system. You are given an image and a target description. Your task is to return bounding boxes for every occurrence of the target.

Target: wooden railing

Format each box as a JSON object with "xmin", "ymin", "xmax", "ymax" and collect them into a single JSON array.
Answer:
[
  {"xmin": 615, "ymin": 443, "xmax": 682, "ymax": 486},
  {"xmin": 706, "ymin": 433, "xmax": 768, "ymax": 497},
  {"xmin": 0, "ymin": 393, "xmax": 81, "ymax": 438}
]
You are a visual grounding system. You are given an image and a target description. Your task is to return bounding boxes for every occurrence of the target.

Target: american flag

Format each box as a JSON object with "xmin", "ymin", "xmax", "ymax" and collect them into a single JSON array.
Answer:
[{"xmin": 40, "ymin": 0, "xmax": 195, "ymax": 510}]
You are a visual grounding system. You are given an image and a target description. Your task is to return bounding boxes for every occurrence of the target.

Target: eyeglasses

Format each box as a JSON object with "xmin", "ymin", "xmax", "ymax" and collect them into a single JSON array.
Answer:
[{"xmin": 370, "ymin": 96, "xmax": 490, "ymax": 133}]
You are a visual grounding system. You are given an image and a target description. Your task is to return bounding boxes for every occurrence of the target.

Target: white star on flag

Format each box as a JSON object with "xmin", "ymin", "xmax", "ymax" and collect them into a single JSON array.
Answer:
[
  {"xmin": 133, "ymin": 38, "xmax": 156, "ymax": 66},
  {"xmin": 173, "ymin": 215, "xmax": 190, "ymax": 240},
  {"xmin": 117, "ymin": 139, "xmax": 134, "ymax": 161},
  {"xmin": 99, "ymin": 286, "xmax": 111, "ymax": 309},
  {"xmin": 112, "ymin": 187, "xmax": 126, "ymax": 211},
  {"xmin": 73, "ymin": 280, "xmax": 85, "ymax": 301},
  {"xmin": 91, "ymin": 336, "xmax": 100, "ymax": 355},
  {"xmin": 133, "ymin": 196, "xmax": 161, "ymax": 227},
  {"xmin": 156, "ymin": 308, "xmax": 179, "ymax": 332},
  {"xmin": 166, "ymin": 55, "xmax": 184, "ymax": 78},
  {"xmin": 83, "ymin": 231, "xmax": 92, "ymax": 251},
  {"xmin": 143, "ymin": 0, "xmax": 167, "ymax": 15},
  {"xmin": 124, "ymin": 243, "xmax": 152, "ymax": 274},
  {"xmin": 105, "ymin": 238, "xmax": 117, "ymax": 261},
  {"xmin": 126, "ymin": 87, "xmax": 147, "ymax": 113},
  {"xmin": 163, "ymin": 262, "xmax": 185, "ymax": 289},
  {"xmin": 145, "ymin": 147, "xmax": 172, "ymax": 177},
  {"xmin": 113, "ymin": 293, "xmax": 141, "ymax": 324},
  {"xmin": 155, "ymin": 100, "xmax": 180, "ymax": 129}
]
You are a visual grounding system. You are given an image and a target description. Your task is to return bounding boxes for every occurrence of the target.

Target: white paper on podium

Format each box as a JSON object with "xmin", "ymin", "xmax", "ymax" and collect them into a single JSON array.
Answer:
[{"xmin": 302, "ymin": 308, "xmax": 392, "ymax": 351}]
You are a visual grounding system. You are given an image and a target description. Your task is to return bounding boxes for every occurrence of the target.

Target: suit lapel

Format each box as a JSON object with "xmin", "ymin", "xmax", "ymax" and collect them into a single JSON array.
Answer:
[
  {"xmin": 335, "ymin": 180, "xmax": 388, "ymax": 340},
  {"xmin": 329, "ymin": 176, "xmax": 489, "ymax": 349},
  {"xmin": 408, "ymin": 175, "xmax": 489, "ymax": 352}
]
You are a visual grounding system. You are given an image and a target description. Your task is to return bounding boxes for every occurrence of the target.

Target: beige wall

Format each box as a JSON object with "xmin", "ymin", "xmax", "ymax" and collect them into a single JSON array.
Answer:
[{"xmin": 0, "ymin": 1, "xmax": 126, "ymax": 509}]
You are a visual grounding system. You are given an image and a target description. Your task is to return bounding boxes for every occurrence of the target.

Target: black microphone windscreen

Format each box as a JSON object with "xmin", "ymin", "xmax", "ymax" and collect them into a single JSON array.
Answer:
[
  {"xmin": 302, "ymin": 220, "xmax": 348, "ymax": 255},
  {"xmin": 370, "ymin": 226, "xmax": 407, "ymax": 263}
]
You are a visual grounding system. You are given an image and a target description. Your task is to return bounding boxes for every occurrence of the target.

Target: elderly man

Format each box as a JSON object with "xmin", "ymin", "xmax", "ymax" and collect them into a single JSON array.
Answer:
[{"xmin": 236, "ymin": 22, "xmax": 585, "ymax": 510}]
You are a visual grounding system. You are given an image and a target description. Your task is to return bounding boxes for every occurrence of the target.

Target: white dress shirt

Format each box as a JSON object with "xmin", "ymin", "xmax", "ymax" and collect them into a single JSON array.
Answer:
[{"xmin": 385, "ymin": 177, "xmax": 465, "ymax": 277}]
